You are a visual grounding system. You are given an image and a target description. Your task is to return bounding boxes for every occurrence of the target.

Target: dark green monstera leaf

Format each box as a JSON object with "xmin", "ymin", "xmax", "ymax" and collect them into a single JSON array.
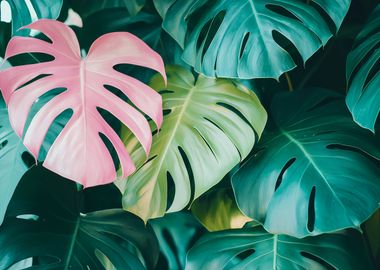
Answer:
[
  {"xmin": 0, "ymin": 0, "xmax": 62, "ymax": 34},
  {"xmin": 154, "ymin": 0, "xmax": 350, "ymax": 79},
  {"xmin": 186, "ymin": 225, "xmax": 373, "ymax": 270},
  {"xmin": 149, "ymin": 212, "xmax": 206, "ymax": 270},
  {"xmin": 68, "ymin": 0, "xmax": 145, "ymax": 18},
  {"xmin": 0, "ymin": 166, "xmax": 159, "ymax": 269},
  {"xmin": 232, "ymin": 88, "xmax": 380, "ymax": 238},
  {"xmin": 346, "ymin": 4, "xmax": 380, "ymax": 132}
]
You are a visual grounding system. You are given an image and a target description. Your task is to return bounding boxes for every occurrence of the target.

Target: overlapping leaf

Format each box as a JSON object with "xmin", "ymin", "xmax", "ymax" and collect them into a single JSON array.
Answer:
[
  {"xmin": 119, "ymin": 65, "xmax": 267, "ymax": 221},
  {"xmin": 186, "ymin": 225, "xmax": 372, "ymax": 270},
  {"xmin": 0, "ymin": 19, "xmax": 166, "ymax": 187},
  {"xmin": 232, "ymin": 88, "xmax": 380, "ymax": 237},
  {"xmin": 0, "ymin": 0, "xmax": 62, "ymax": 35},
  {"xmin": 346, "ymin": 4, "xmax": 380, "ymax": 132},
  {"xmin": 155, "ymin": 0, "xmax": 350, "ymax": 78},
  {"xmin": 0, "ymin": 166, "xmax": 159, "ymax": 269}
]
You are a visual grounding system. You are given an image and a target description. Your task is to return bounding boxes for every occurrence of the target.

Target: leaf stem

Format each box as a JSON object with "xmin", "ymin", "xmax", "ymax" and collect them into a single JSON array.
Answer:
[{"xmin": 285, "ymin": 73, "xmax": 294, "ymax": 92}]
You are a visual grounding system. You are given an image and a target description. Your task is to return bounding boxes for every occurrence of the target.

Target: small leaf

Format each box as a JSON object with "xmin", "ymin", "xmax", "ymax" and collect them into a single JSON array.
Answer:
[
  {"xmin": 0, "ymin": 19, "xmax": 166, "ymax": 187},
  {"xmin": 119, "ymin": 65, "xmax": 267, "ymax": 222},
  {"xmin": 232, "ymin": 88, "xmax": 380, "ymax": 237},
  {"xmin": 186, "ymin": 225, "xmax": 373, "ymax": 270}
]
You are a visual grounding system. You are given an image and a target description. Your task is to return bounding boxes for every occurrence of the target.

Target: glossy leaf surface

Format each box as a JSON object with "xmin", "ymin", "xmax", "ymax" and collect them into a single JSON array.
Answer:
[
  {"xmin": 232, "ymin": 89, "xmax": 380, "ymax": 237},
  {"xmin": 0, "ymin": 19, "xmax": 166, "ymax": 187},
  {"xmin": 120, "ymin": 65, "xmax": 267, "ymax": 221},
  {"xmin": 346, "ymin": 4, "xmax": 380, "ymax": 132},
  {"xmin": 186, "ymin": 225, "xmax": 373, "ymax": 270},
  {"xmin": 156, "ymin": 0, "xmax": 350, "ymax": 78}
]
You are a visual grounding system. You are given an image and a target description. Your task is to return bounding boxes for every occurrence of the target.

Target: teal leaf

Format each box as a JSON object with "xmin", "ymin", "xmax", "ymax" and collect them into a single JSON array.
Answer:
[
  {"xmin": 346, "ymin": 4, "xmax": 380, "ymax": 132},
  {"xmin": 232, "ymin": 88, "xmax": 380, "ymax": 237},
  {"xmin": 155, "ymin": 0, "xmax": 350, "ymax": 79},
  {"xmin": 2, "ymin": 0, "xmax": 62, "ymax": 35},
  {"xmin": 150, "ymin": 212, "xmax": 205, "ymax": 270},
  {"xmin": 186, "ymin": 225, "xmax": 373, "ymax": 270}
]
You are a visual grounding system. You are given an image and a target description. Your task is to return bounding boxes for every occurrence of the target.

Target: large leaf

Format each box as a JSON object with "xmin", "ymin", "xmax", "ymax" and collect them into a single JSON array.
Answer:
[
  {"xmin": 232, "ymin": 88, "xmax": 380, "ymax": 237},
  {"xmin": 186, "ymin": 225, "xmax": 373, "ymax": 270},
  {"xmin": 150, "ymin": 212, "xmax": 206, "ymax": 270},
  {"xmin": 119, "ymin": 65, "xmax": 267, "ymax": 221},
  {"xmin": 0, "ymin": 166, "xmax": 159, "ymax": 269},
  {"xmin": 0, "ymin": 19, "xmax": 166, "ymax": 187},
  {"xmin": 155, "ymin": 0, "xmax": 350, "ymax": 79},
  {"xmin": 69, "ymin": 0, "xmax": 145, "ymax": 18},
  {"xmin": 0, "ymin": 0, "xmax": 62, "ymax": 35},
  {"xmin": 346, "ymin": 5, "xmax": 380, "ymax": 132}
]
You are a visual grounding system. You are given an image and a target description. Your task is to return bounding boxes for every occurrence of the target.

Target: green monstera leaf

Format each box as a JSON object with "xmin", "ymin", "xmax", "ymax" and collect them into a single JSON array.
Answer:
[
  {"xmin": 186, "ymin": 225, "xmax": 373, "ymax": 270},
  {"xmin": 346, "ymin": 5, "xmax": 380, "ymax": 132},
  {"xmin": 118, "ymin": 65, "xmax": 267, "ymax": 222},
  {"xmin": 154, "ymin": 0, "xmax": 350, "ymax": 79},
  {"xmin": 150, "ymin": 212, "xmax": 206, "ymax": 270},
  {"xmin": 0, "ymin": 95, "xmax": 30, "ymax": 225},
  {"xmin": 232, "ymin": 88, "xmax": 380, "ymax": 238},
  {"xmin": 0, "ymin": 166, "xmax": 159, "ymax": 269},
  {"xmin": 0, "ymin": 0, "xmax": 62, "ymax": 34}
]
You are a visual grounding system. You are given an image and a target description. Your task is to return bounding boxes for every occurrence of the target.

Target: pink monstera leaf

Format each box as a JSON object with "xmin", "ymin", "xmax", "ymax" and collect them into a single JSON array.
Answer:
[{"xmin": 0, "ymin": 19, "xmax": 166, "ymax": 187}]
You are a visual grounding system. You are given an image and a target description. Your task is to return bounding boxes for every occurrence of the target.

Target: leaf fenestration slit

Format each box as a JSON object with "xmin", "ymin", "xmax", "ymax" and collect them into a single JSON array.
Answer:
[{"xmin": 307, "ymin": 186, "xmax": 316, "ymax": 232}]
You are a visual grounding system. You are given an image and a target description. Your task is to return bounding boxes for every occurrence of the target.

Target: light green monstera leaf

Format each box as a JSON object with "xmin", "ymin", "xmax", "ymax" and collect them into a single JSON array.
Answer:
[
  {"xmin": 119, "ymin": 65, "xmax": 267, "ymax": 222},
  {"xmin": 232, "ymin": 88, "xmax": 380, "ymax": 238},
  {"xmin": 186, "ymin": 225, "xmax": 373, "ymax": 270},
  {"xmin": 346, "ymin": 4, "xmax": 380, "ymax": 132},
  {"xmin": 154, "ymin": 0, "xmax": 351, "ymax": 79}
]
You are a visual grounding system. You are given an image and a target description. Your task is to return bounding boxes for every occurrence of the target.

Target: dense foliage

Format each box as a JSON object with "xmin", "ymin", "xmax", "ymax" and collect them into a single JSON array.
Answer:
[{"xmin": 0, "ymin": 0, "xmax": 379, "ymax": 269}]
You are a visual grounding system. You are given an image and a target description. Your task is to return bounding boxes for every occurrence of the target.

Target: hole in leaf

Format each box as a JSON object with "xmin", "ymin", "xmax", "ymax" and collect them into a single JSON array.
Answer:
[
  {"xmin": 159, "ymin": 90, "xmax": 174, "ymax": 95},
  {"xmin": 275, "ymin": 157, "xmax": 296, "ymax": 191},
  {"xmin": 266, "ymin": 4, "xmax": 301, "ymax": 22},
  {"xmin": 200, "ymin": 11, "xmax": 226, "ymax": 63},
  {"xmin": 15, "ymin": 74, "xmax": 52, "ymax": 91},
  {"xmin": 0, "ymin": 139, "xmax": 8, "ymax": 150},
  {"xmin": 21, "ymin": 151, "xmax": 35, "ymax": 167},
  {"xmin": 307, "ymin": 186, "xmax": 316, "ymax": 232},
  {"xmin": 235, "ymin": 249, "xmax": 255, "ymax": 260},
  {"xmin": 272, "ymin": 30, "xmax": 303, "ymax": 65},
  {"xmin": 308, "ymin": 1, "xmax": 336, "ymax": 34},
  {"xmin": 99, "ymin": 132, "xmax": 120, "ymax": 174},
  {"xmin": 7, "ymin": 52, "xmax": 54, "ymax": 66},
  {"xmin": 301, "ymin": 251, "xmax": 337, "ymax": 270},
  {"xmin": 240, "ymin": 33, "xmax": 250, "ymax": 59},
  {"xmin": 178, "ymin": 146, "xmax": 195, "ymax": 208},
  {"xmin": 166, "ymin": 172, "xmax": 175, "ymax": 211},
  {"xmin": 33, "ymin": 255, "xmax": 61, "ymax": 266},
  {"xmin": 327, "ymin": 144, "xmax": 380, "ymax": 167}
]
